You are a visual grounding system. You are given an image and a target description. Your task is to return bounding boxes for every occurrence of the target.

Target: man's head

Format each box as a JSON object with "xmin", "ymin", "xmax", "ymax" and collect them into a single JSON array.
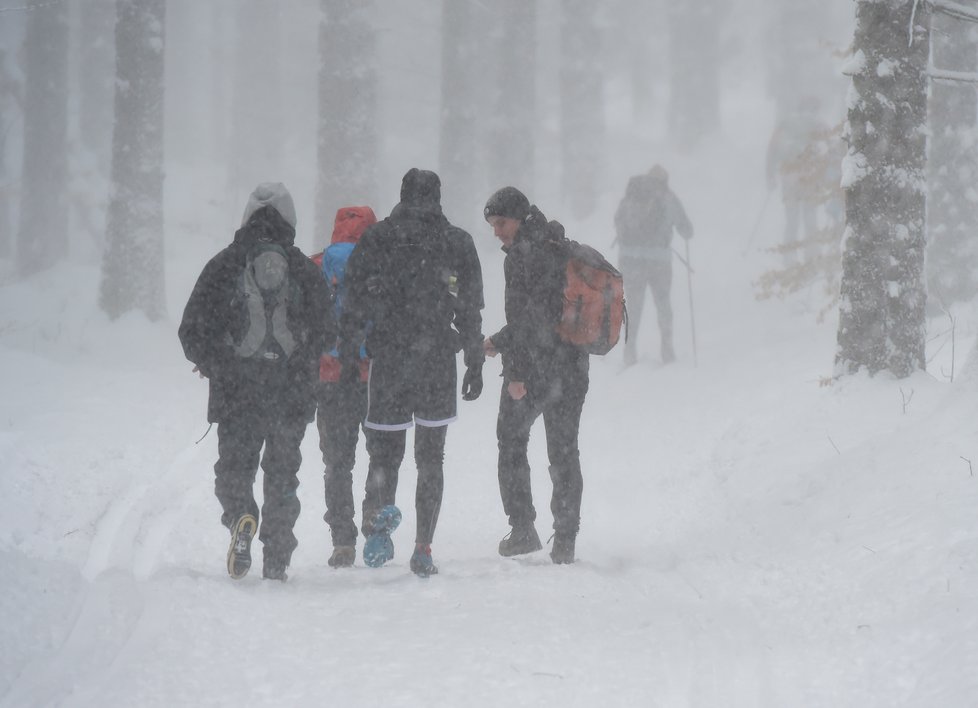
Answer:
[
  {"xmin": 241, "ymin": 182, "xmax": 297, "ymax": 229},
  {"xmin": 484, "ymin": 186, "xmax": 529, "ymax": 248},
  {"xmin": 400, "ymin": 168, "xmax": 441, "ymax": 207},
  {"xmin": 648, "ymin": 164, "xmax": 669, "ymax": 185}
]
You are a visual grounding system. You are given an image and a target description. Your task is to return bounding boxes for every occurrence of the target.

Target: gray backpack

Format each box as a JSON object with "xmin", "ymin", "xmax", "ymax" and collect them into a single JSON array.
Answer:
[{"xmin": 230, "ymin": 241, "xmax": 298, "ymax": 363}]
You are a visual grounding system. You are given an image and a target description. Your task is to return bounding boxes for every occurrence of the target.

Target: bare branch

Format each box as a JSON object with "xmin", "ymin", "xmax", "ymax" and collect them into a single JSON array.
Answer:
[
  {"xmin": 929, "ymin": 68, "xmax": 978, "ymax": 83},
  {"xmin": 900, "ymin": 387, "xmax": 915, "ymax": 414},
  {"xmin": 930, "ymin": 0, "xmax": 978, "ymax": 23},
  {"xmin": 827, "ymin": 435, "xmax": 841, "ymax": 455}
]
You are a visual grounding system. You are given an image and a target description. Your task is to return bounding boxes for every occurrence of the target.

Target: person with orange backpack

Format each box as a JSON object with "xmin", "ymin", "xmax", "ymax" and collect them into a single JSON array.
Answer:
[
  {"xmin": 310, "ymin": 206, "xmax": 377, "ymax": 568},
  {"xmin": 482, "ymin": 186, "xmax": 590, "ymax": 564}
]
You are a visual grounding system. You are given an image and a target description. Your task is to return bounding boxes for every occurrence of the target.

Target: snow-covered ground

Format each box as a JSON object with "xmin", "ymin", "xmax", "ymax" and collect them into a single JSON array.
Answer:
[{"xmin": 3, "ymin": 77, "xmax": 978, "ymax": 708}]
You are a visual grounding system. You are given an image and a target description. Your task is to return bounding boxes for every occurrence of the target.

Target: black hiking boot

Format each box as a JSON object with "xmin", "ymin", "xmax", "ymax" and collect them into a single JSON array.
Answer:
[
  {"xmin": 227, "ymin": 513, "xmax": 257, "ymax": 580},
  {"xmin": 328, "ymin": 545, "xmax": 356, "ymax": 568},
  {"xmin": 498, "ymin": 523, "xmax": 542, "ymax": 557},
  {"xmin": 550, "ymin": 531, "xmax": 576, "ymax": 565},
  {"xmin": 262, "ymin": 554, "xmax": 289, "ymax": 582}
]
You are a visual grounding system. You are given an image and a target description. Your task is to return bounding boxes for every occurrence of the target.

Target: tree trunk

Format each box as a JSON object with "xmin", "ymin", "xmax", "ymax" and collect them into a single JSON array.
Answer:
[
  {"xmin": 316, "ymin": 0, "xmax": 379, "ymax": 242},
  {"xmin": 439, "ymin": 0, "xmax": 488, "ymax": 225},
  {"xmin": 667, "ymin": 0, "xmax": 720, "ymax": 149},
  {"xmin": 100, "ymin": 0, "xmax": 166, "ymax": 321},
  {"xmin": 837, "ymin": 0, "xmax": 930, "ymax": 377},
  {"xmin": 16, "ymin": 2, "xmax": 69, "ymax": 276},
  {"xmin": 926, "ymin": 13, "xmax": 978, "ymax": 307},
  {"xmin": 74, "ymin": 0, "xmax": 116, "ymax": 253},
  {"xmin": 229, "ymin": 0, "xmax": 284, "ymax": 204},
  {"xmin": 560, "ymin": 0, "xmax": 604, "ymax": 219},
  {"xmin": 487, "ymin": 0, "xmax": 536, "ymax": 192}
]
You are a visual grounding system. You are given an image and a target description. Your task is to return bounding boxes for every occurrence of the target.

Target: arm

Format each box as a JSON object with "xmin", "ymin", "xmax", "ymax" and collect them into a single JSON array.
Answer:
[
  {"xmin": 451, "ymin": 228, "xmax": 486, "ymax": 368},
  {"xmin": 178, "ymin": 255, "xmax": 235, "ymax": 378}
]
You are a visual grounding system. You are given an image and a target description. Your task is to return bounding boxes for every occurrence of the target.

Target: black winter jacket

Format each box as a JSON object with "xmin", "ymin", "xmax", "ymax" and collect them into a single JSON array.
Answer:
[
  {"xmin": 178, "ymin": 207, "xmax": 334, "ymax": 423},
  {"xmin": 340, "ymin": 200, "xmax": 484, "ymax": 366},
  {"xmin": 490, "ymin": 205, "xmax": 588, "ymax": 388}
]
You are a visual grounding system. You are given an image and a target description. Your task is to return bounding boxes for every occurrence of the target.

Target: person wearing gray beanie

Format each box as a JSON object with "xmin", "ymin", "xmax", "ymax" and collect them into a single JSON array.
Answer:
[{"xmin": 179, "ymin": 182, "xmax": 333, "ymax": 582}]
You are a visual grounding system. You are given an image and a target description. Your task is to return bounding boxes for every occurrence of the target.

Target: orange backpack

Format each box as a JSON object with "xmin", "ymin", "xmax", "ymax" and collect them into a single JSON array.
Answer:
[{"xmin": 556, "ymin": 240, "xmax": 626, "ymax": 355}]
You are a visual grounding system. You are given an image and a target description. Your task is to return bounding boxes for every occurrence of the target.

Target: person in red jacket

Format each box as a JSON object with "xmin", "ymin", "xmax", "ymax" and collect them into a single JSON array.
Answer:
[{"xmin": 311, "ymin": 206, "xmax": 377, "ymax": 568}]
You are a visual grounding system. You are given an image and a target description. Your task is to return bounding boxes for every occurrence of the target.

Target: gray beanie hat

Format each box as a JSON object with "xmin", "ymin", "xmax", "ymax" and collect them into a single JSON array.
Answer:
[{"xmin": 241, "ymin": 182, "xmax": 297, "ymax": 229}]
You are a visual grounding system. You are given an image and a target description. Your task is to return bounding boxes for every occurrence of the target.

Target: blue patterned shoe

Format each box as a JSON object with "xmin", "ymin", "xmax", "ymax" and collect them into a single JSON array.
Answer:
[{"xmin": 363, "ymin": 505, "xmax": 401, "ymax": 568}]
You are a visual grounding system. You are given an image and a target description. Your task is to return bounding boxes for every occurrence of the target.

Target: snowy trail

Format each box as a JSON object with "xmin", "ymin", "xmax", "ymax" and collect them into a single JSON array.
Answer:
[{"xmin": 0, "ymin": 299, "xmax": 843, "ymax": 707}]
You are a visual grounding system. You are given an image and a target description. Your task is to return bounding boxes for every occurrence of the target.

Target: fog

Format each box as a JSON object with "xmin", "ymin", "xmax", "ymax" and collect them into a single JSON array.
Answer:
[{"xmin": 7, "ymin": 3, "xmax": 978, "ymax": 707}]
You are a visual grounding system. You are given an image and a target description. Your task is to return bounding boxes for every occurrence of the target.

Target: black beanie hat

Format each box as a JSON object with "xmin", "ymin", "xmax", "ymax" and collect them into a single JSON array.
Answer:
[
  {"xmin": 400, "ymin": 168, "xmax": 441, "ymax": 206},
  {"xmin": 484, "ymin": 186, "xmax": 530, "ymax": 222}
]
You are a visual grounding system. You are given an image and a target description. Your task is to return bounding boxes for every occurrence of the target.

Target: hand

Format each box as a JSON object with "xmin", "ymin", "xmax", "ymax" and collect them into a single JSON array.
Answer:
[
  {"xmin": 483, "ymin": 337, "xmax": 498, "ymax": 358},
  {"xmin": 507, "ymin": 381, "xmax": 527, "ymax": 400},
  {"xmin": 461, "ymin": 365, "xmax": 483, "ymax": 401}
]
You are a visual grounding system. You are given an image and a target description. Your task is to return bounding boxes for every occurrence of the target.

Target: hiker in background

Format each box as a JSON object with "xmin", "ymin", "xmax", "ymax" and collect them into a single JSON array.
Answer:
[
  {"xmin": 613, "ymin": 164, "xmax": 693, "ymax": 366},
  {"xmin": 179, "ymin": 183, "xmax": 332, "ymax": 582},
  {"xmin": 766, "ymin": 96, "xmax": 822, "ymax": 262},
  {"xmin": 310, "ymin": 205, "xmax": 377, "ymax": 569},
  {"xmin": 482, "ymin": 186, "xmax": 590, "ymax": 564},
  {"xmin": 338, "ymin": 168, "xmax": 485, "ymax": 577}
]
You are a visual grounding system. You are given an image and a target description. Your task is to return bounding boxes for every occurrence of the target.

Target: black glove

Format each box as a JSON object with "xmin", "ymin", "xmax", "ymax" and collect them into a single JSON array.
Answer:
[{"xmin": 461, "ymin": 364, "xmax": 483, "ymax": 401}]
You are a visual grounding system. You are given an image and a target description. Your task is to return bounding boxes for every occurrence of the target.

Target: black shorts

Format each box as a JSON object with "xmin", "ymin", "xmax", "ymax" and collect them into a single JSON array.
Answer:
[{"xmin": 364, "ymin": 346, "xmax": 457, "ymax": 430}]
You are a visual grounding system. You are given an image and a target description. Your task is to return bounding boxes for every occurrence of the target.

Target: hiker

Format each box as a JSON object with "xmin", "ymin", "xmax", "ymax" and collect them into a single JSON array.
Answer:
[
  {"xmin": 310, "ymin": 205, "xmax": 377, "ymax": 569},
  {"xmin": 613, "ymin": 164, "xmax": 693, "ymax": 365},
  {"xmin": 482, "ymin": 186, "xmax": 590, "ymax": 564},
  {"xmin": 179, "ymin": 182, "xmax": 332, "ymax": 582},
  {"xmin": 338, "ymin": 168, "xmax": 485, "ymax": 577},
  {"xmin": 766, "ymin": 97, "xmax": 822, "ymax": 261}
]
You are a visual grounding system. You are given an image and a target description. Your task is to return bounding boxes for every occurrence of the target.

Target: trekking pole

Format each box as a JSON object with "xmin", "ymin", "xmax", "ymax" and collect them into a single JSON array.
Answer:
[
  {"xmin": 684, "ymin": 239, "xmax": 698, "ymax": 367},
  {"xmin": 742, "ymin": 190, "xmax": 772, "ymax": 256}
]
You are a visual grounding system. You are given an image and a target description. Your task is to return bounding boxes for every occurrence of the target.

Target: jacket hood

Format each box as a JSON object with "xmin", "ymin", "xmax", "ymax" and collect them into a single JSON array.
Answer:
[
  {"xmin": 331, "ymin": 206, "xmax": 377, "ymax": 245},
  {"xmin": 241, "ymin": 182, "xmax": 297, "ymax": 229},
  {"xmin": 399, "ymin": 168, "xmax": 441, "ymax": 207}
]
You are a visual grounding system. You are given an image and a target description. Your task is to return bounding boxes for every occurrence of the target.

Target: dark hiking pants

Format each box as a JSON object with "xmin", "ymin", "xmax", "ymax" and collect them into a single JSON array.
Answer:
[
  {"xmin": 215, "ymin": 413, "xmax": 306, "ymax": 565},
  {"xmin": 622, "ymin": 256, "xmax": 673, "ymax": 358},
  {"xmin": 361, "ymin": 423, "xmax": 447, "ymax": 546},
  {"xmin": 316, "ymin": 381, "xmax": 367, "ymax": 547},
  {"xmin": 496, "ymin": 368, "xmax": 588, "ymax": 535}
]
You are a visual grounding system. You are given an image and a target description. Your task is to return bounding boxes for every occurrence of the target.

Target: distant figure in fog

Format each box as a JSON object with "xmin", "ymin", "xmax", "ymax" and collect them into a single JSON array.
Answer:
[
  {"xmin": 614, "ymin": 164, "xmax": 693, "ymax": 366},
  {"xmin": 767, "ymin": 96, "xmax": 823, "ymax": 261}
]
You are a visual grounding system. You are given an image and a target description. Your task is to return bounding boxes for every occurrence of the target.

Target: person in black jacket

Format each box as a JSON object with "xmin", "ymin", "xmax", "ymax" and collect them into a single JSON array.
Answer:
[
  {"xmin": 179, "ymin": 182, "xmax": 333, "ymax": 581},
  {"xmin": 338, "ymin": 168, "xmax": 484, "ymax": 577},
  {"xmin": 482, "ymin": 187, "xmax": 589, "ymax": 564}
]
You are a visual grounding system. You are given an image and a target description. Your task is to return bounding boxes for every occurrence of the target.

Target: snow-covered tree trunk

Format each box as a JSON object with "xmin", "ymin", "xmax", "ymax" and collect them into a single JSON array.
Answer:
[
  {"xmin": 16, "ymin": 2, "xmax": 69, "ymax": 276},
  {"xmin": 439, "ymin": 1, "xmax": 488, "ymax": 225},
  {"xmin": 926, "ymin": 14, "xmax": 978, "ymax": 306},
  {"xmin": 837, "ymin": 0, "xmax": 930, "ymax": 377},
  {"xmin": 667, "ymin": 0, "xmax": 720, "ymax": 149},
  {"xmin": 100, "ymin": 0, "xmax": 166, "ymax": 321},
  {"xmin": 560, "ymin": 0, "xmax": 604, "ymax": 219},
  {"xmin": 487, "ymin": 0, "xmax": 536, "ymax": 192},
  {"xmin": 316, "ymin": 0, "xmax": 378, "ymax": 240}
]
